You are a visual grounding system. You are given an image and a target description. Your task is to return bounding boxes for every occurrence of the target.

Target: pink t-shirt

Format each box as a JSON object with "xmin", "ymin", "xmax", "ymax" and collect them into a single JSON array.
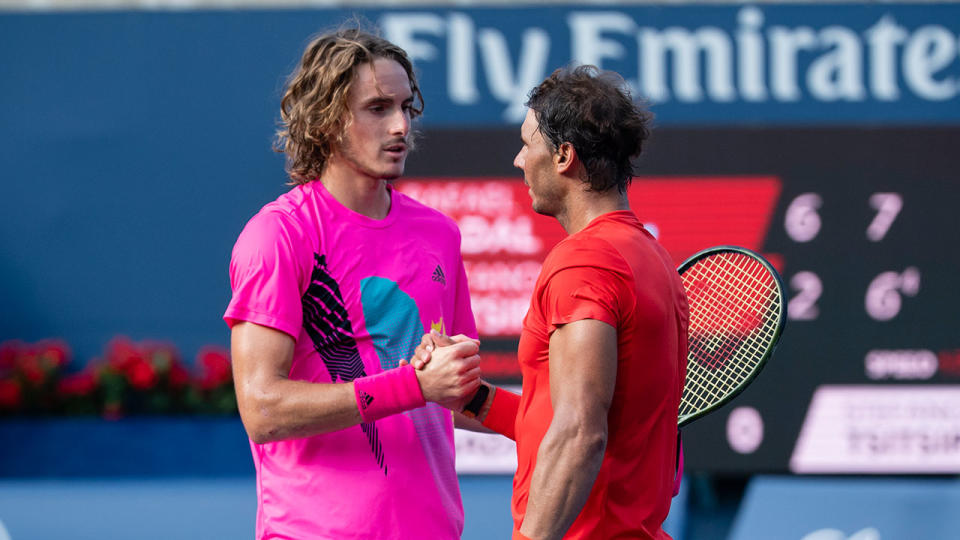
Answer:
[{"xmin": 224, "ymin": 181, "xmax": 477, "ymax": 539}]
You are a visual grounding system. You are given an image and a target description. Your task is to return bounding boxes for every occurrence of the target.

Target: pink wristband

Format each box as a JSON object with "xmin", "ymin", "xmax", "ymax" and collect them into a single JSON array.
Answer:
[{"xmin": 353, "ymin": 365, "xmax": 426, "ymax": 423}]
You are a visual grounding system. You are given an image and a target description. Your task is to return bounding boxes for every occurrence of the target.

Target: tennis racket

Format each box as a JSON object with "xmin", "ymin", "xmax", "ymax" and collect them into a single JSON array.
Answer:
[{"xmin": 676, "ymin": 246, "xmax": 787, "ymax": 427}]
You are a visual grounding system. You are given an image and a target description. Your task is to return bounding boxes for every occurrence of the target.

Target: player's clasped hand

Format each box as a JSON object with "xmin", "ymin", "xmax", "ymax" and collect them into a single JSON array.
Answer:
[
  {"xmin": 402, "ymin": 330, "xmax": 480, "ymax": 370},
  {"xmin": 413, "ymin": 338, "xmax": 483, "ymax": 411}
]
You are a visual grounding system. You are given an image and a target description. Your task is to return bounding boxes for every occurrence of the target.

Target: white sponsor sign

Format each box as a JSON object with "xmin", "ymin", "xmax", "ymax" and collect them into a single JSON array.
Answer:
[
  {"xmin": 801, "ymin": 528, "xmax": 881, "ymax": 540},
  {"xmin": 791, "ymin": 385, "xmax": 960, "ymax": 473},
  {"xmin": 454, "ymin": 429, "xmax": 518, "ymax": 474},
  {"xmin": 454, "ymin": 385, "xmax": 521, "ymax": 474}
]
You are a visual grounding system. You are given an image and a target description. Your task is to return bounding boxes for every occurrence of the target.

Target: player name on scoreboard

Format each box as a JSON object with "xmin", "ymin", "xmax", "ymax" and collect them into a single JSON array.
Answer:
[{"xmin": 791, "ymin": 386, "xmax": 960, "ymax": 474}]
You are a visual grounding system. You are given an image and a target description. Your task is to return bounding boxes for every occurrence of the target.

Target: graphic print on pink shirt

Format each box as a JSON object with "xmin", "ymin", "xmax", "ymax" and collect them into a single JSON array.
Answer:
[
  {"xmin": 361, "ymin": 276, "xmax": 459, "ymax": 518},
  {"xmin": 303, "ymin": 253, "xmax": 387, "ymax": 472}
]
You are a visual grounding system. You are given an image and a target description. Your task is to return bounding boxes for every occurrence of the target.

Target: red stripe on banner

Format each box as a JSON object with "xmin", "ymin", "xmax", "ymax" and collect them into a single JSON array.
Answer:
[{"xmin": 627, "ymin": 177, "xmax": 782, "ymax": 265}]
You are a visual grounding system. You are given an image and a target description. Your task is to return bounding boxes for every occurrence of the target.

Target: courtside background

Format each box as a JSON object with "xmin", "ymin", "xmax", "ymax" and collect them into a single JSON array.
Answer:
[{"xmin": 2, "ymin": 3, "xmax": 959, "ymax": 538}]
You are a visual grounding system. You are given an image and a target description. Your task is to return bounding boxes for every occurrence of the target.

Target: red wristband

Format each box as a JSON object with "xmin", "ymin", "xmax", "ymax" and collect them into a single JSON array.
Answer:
[
  {"xmin": 481, "ymin": 387, "xmax": 519, "ymax": 441},
  {"xmin": 512, "ymin": 530, "xmax": 532, "ymax": 540},
  {"xmin": 352, "ymin": 365, "xmax": 426, "ymax": 423}
]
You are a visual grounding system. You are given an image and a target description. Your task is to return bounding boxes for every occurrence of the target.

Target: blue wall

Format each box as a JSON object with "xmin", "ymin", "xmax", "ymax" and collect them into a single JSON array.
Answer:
[
  {"xmin": 1, "ymin": 12, "xmax": 300, "ymax": 360},
  {"xmin": 2, "ymin": 6, "xmax": 959, "ymax": 362}
]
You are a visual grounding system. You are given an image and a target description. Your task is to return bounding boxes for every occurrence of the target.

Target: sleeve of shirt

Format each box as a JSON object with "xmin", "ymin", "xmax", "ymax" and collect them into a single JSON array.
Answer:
[
  {"xmin": 542, "ymin": 264, "xmax": 627, "ymax": 335},
  {"xmin": 223, "ymin": 210, "xmax": 306, "ymax": 340}
]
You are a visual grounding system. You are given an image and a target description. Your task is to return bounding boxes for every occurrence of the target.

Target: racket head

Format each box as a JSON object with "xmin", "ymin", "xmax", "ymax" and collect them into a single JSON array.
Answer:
[{"xmin": 677, "ymin": 246, "xmax": 787, "ymax": 427}]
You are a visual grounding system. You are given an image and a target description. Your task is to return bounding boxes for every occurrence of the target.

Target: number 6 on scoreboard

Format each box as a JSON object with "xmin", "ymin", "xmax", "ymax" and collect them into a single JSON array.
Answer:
[{"xmin": 677, "ymin": 246, "xmax": 788, "ymax": 427}]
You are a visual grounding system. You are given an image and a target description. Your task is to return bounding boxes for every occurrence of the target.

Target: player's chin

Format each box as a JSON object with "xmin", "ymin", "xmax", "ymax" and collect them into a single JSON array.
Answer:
[
  {"xmin": 380, "ymin": 164, "xmax": 406, "ymax": 181},
  {"xmin": 530, "ymin": 199, "xmax": 556, "ymax": 217}
]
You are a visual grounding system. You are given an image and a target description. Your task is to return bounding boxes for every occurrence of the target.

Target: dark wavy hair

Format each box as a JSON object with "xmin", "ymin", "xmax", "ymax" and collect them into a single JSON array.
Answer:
[
  {"xmin": 275, "ymin": 27, "xmax": 424, "ymax": 184},
  {"xmin": 526, "ymin": 65, "xmax": 652, "ymax": 193}
]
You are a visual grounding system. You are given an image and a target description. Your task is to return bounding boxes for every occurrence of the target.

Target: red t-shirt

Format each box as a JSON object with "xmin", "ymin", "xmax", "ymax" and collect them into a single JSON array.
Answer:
[{"xmin": 511, "ymin": 211, "xmax": 688, "ymax": 539}]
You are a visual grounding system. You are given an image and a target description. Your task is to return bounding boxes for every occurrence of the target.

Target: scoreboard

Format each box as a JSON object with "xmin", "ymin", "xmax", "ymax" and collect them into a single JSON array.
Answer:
[{"xmin": 401, "ymin": 126, "xmax": 960, "ymax": 474}]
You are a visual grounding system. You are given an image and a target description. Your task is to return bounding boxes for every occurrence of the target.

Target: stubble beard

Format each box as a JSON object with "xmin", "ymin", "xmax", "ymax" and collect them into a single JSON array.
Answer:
[
  {"xmin": 338, "ymin": 136, "xmax": 406, "ymax": 182},
  {"xmin": 529, "ymin": 180, "xmax": 564, "ymax": 218}
]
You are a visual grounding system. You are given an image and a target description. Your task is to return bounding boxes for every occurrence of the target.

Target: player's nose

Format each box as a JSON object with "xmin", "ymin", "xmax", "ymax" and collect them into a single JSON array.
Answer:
[{"xmin": 391, "ymin": 108, "xmax": 410, "ymax": 137}]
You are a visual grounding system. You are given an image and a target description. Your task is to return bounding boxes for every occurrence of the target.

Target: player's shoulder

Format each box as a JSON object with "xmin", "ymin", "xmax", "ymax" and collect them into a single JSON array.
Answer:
[
  {"xmin": 392, "ymin": 188, "xmax": 448, "ymax": 220},
  {"xmin": 545, "ymin": 217, "xmax": 644, "ymax": 275},
  {"xmin": 264, "ymin": 183, "xmax": 314, "ymax": 220},
  {"xmin": 234, "ymin": 186, "xmax": 311, "ymax": 250},
  {"xmin": 392, "ymin": 189, "xmax": 460, "ymax": 235},
  {"xmin": 551, "ymin": 229, "xmax": 622, "ymax": 263}
]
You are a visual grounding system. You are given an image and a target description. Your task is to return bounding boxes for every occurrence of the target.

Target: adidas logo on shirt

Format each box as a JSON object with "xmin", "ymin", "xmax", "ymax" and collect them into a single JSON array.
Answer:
[
  {"xmin": 358, "ymin": 390, "xmax": 374, "ymax": 409},
  {"xmin": 432, "ymin": 265, "xmax": 446, "ymax": 286}
]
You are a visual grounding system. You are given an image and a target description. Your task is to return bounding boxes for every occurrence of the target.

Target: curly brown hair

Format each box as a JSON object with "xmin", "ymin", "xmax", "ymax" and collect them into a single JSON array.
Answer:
[
  {"xmin": 276, "ymin": 27, "xmax": 424, "ymax": 184},
  {"xmin": 526, "ymin": 65, "xmax": 652, "ymax": 193}
]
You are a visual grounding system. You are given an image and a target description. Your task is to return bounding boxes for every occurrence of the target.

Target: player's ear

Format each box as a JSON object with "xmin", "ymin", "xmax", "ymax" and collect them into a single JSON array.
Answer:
[{"xmin": 554, "ymin": 142, "xmax": 577, "ymax": 174}]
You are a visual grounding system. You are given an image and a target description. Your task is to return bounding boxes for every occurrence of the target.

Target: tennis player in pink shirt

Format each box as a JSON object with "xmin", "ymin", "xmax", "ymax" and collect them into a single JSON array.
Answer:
[{"xmin": 224, "ymin": 28, "xmax": 482, "ymax": 539}]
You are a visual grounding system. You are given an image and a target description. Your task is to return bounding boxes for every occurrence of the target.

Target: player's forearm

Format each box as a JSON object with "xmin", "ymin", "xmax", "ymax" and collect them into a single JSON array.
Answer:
[
  {"xmin": 519, "ymin": 416, "xmax": 607, "ymax": 540},
  {"xmin": 232, "ymin": 322, "xmax": 364, "ymax": 443},
  {"xmin": 237, "ymin": 378, "xmax": 364, "ymax": 443},
  {"xmin": 240, "ymin": 362, "xmax": 437, "ymax": 443}
]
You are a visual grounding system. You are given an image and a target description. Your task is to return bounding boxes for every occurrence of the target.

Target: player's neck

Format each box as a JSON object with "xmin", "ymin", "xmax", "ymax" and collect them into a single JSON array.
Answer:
[
  {"xmin": 559, "ymin": 190, "xmax": 630, "ymax": 235},
  {"xmin": 320, "ymin": 159, "xmax": 392, "ymax": 220}
]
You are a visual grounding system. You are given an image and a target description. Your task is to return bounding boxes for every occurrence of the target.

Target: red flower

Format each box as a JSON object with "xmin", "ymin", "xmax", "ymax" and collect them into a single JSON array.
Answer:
[
  {"xmin": 19, "ymin": 353, "xmax": 47, "ymax": 385},
  {"xmin": 37, "ymin": 340, "xmax": 70, "ymax": 369},
  {"xmin": 0, "ymin": 341, "xmax": 20, "ymax": 371},
  {"xmin": 126, "ymin": 357, "xmax": 157, "ymax": 390},
  {"xmin": 57, "ymin": 372, "xmax": 97, "ymax": 396},
  {"xmin": 107, "ymin": 337, "xmax": 142, "ymax": 372},
  {"xmin": 0, "ymin": 379, "xmax": 21, "ymax": 408},
  {"xmin": 168, "ymin": 362, "xmax": 190, "ymax": 389},
  {"xmin": 198, "ymin": 347, "xmax": 232, "ymax": 390}
]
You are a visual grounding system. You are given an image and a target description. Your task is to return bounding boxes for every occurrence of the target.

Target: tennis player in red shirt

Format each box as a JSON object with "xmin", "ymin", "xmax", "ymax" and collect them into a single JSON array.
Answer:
[{"xmin": 416, "ymin": 65, "xmax": 689, "ymax": 539}]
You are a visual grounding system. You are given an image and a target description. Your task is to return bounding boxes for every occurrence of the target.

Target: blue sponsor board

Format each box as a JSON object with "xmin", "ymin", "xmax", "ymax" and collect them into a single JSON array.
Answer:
[
  {"xmin": 729, "ymin": 476, "xmax": 960, "ymax": 540},
  {"xmin": 381, "ymin": 5, "xmax": 960, "ymax": 126},
  {"xmin": 0, "ymin": 4, "xmax": 958, "ymax": 128}
]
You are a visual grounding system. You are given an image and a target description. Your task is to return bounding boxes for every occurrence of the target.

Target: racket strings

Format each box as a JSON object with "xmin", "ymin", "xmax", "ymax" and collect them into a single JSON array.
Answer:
[
  {"xmin": 684, "ymin": 306, "xmax": 778, "ymax": 407},
  {"xmin": 684, "ymin": 296, "xmax": 776, "ymax": 407},
  {"xmin": 687, "ymin": 259, "xmax": 775, "ymax": 338},
  {"xmin": 679, "ymin": 252, "xmax": 782, "ymax": 418}
]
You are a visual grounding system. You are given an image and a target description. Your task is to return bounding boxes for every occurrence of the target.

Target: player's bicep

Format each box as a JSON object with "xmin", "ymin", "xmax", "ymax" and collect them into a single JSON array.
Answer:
[
  {"xmin": 548, "ymin": 319, "xmax": 617, "ymax": 421},
  {"xmin": 231, "ymin": 321, "xmax": 296, "ymax": 409}
]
